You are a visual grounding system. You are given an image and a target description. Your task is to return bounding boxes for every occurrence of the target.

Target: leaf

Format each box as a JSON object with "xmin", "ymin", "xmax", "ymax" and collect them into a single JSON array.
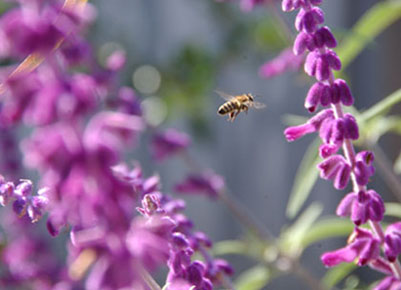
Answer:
[
  {"xmin": 360, "ymin": 88, "xmax": 401, "ymax": 122},
  {"xmin": 359, "ymin": 115, "xmax": 401, "ymax": 144},
  {"xmin": 384, "ymin": 203, "xmax": 401, "ymax": 219},
  {"xmin": 322, "ymin": 263, "xmax": 357, "ymax": 289},
  {"xmin": 286, "ymin": 138, "xmax": 321, "ymax": 218},
  {"xmin": 281, "ymin": 202, "xmax": 323, "ymax": 257},
  {"xmin": 235, "ymin": 265, "xmax": 271, "ymax": 290},
  {"xmin": 301, "ymin": 218, "xmax": 354, "ymax": 248},
  {"xmin": 336, "ymin": 1, "xmax": 401, "ymax": 71},
  {"xmin": 213, "ymin": 240, "xmax": 247, "ymax": 256},
  {"xmin": 394, "ymin": 151, "xmax": 401, "ymax": 174}
]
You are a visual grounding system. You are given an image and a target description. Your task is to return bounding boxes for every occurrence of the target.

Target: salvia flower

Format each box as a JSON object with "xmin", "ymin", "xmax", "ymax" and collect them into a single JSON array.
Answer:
[
  {"xmin": 174, "ymin": 171, "xmax": 225, "ymax": 199},
  {"xmin": 151, "ymin": 129, "xmax": 191, "ymax": 162},
  {"xmin": 321, "ymin": 227, "xmax": 380, "ymax": 267},
  {"xmin": 375, "ymin": 276, "xmax": 401, "ymax": 290},
  {"xmin": 259, "ymin": 48, "xmax": 304, "ymax": 79},
  {"xmin": 336, "ymin": 190, "xmax": 385, "ymax": 226},
  {"xmin": 384, "ymin": 222, "xmax": 401, "ymax": 262},
  {"xmin": 317, "ymin": 154, "xmax": 351, "ymax": 190}
]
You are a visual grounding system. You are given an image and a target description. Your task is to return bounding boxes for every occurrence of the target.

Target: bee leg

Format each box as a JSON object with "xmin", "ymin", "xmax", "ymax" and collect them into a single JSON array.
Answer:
[
  {"xmin": 243, "ymin": 105, "xmax": 249, "ymax": 114},
  {"xmin": 231, "ymin": 110, "xmax": 240, "ymax": 122},
  {"xmin": 228, "ymin": 112, "xmax": 235, "ymax": 121}
]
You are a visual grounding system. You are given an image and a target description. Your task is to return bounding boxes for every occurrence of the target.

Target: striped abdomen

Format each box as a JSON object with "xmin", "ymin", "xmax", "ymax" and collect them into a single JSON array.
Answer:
[{"xmin": 218, "ymin": 100, "xmax": 240, "ymax": 115}]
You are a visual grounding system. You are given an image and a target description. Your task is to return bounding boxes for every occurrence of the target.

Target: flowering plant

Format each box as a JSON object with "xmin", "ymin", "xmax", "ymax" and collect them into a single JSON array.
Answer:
[{"xmin": 0, "ymin": 0, "xmax": 400, "ymax": 289}]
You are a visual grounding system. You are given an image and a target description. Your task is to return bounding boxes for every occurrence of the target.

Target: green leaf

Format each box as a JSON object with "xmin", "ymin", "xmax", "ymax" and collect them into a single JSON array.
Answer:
[
  {"xmin": 394, "ymin": 151, "xmax": 401, "ymax": 174},
  {"xmin": 322, "ymin": 263, "xmax": 357, "ymax": 289},
  {"xmin": 336, "ymin": 1, "xmax": 401, "ymax": 71},
  {"xmin": 385, "ymin": 203, "xmax": 401, "ymax": 219},
  {"xmin": 282, "ymin": 202, "xmax": 323, "ymax": 256},
  {"xmin": 301, "ymin": 218, "xmax": 354, "ymax": 248},
  {"xmin": 235, "ymin": 265, "xmax": 271, "ymax": 290},
  {"xmin": 213, "ymin": 240, "xmax": 247, "ymax": 256},
  {"xmin": 360, "ymin": 88, "xmax": 401, "ymax": 122},
  {"xmin": 286, "ymin": 138, "xmax": 321, "ymax": 218},
  {"xmin": 359, "ymin": 115, "xmax": 401, "ymax": 144}
]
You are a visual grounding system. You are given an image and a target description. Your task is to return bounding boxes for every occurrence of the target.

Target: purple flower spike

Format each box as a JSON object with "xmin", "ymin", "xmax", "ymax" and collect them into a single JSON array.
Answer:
[
  {"xmin": 305, "ymin": 82, "xmax": 324, "ymax": 112},
  {"xmin": 375, "ymin": 276, "xmax": 401, "ymax": 290},
  {"xmin": 325, "ymin": 50, "xmax": 342, "ymax": 71},
  {"xmin": 321, "ymin": 227, "xmax": 380, "ymax": 267},
  {"xmin": 151, "ymin": 129, "xmax": 191, "ymax": 162},
  {"xmin": 336, "ymin": 190, "xmax": 384, "ymax": 225},
  {"xmin": 384, "ymin": 222, "xmax": 401, "ymax": 262},
  {"xmin": 174, "ymin": 171, "xmax": 224, "ymax": 199}
]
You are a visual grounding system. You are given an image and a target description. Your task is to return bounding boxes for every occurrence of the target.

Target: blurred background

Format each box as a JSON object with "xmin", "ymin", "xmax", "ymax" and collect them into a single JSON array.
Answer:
[{"xmin": 89, "ymin": 0, "xmax": 401, "ymax": 288}]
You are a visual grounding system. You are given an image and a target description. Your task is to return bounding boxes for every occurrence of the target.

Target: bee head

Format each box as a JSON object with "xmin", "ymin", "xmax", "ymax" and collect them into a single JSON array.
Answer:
[{"xmin": 247, "ymin": 93, "xmax": 254, "ymax": 101}]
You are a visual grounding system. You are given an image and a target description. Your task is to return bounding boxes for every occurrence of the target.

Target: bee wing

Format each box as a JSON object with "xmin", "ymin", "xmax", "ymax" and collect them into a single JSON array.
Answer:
[
  {"xmin": 215, "ymin": 90, "xmax": 235, "ymax": 102},
  {"xmin": 252, "ymin": 101, "xmax": 266, "ymax": 109}
]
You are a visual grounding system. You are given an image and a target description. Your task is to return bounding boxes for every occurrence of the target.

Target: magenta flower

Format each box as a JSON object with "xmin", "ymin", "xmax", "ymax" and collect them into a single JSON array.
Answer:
[
  {"xmin": 259, "ymin": 48, "xmax": 304, "ymax": 79},
  {"xmin": 375, "ymin": 276, "xmax": 401, "ymax": 290},
  {"xmin": 321, "ymin": 227, "xmax": 380, "ymax": 267},
  {"xmin": 151, "ymin": 129, "xmax": 191, "ymax": 161},
  {"xmin": 174, "ymin": 171, "xmax": 225, "ymax": 199},
  {"xmin": 336, "ymin": 190, "xmax": 385, "ymax": 226},
  {"xmin": 384, "ymin": 222, "xmax": 401, "ymax": 262},
  {"xmin": 317, "ymin": 155, "xmax": 351, "ymax": 190}
]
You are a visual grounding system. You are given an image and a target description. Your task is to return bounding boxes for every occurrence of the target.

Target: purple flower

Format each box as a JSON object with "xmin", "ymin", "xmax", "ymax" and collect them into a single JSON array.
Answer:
[
  {"xmin": 0, "ymin": 177, "xmax": 15, "ymax": 206},
  {"xmin": 374, "ymin": 276, "xmax": 401, "ymax": 290},
  {"xmin": 317, "ymin": 155, "xmax": 351, "ymax": 190},
  {"xmin": 259, "ymin": 48, "xmax": 304, "ymax": 79},
  {"xmin": 384, "ymin": 222, "xmax": 401, "ymax": 262},
  {"xmin": 336, "ymin": 190, "xmax": 385, "ymax": 226},
  {"xmin": 284, "ymin": 109, "xmax": 334, "ymax": 141},
  {"xmin": 151, "ymin": 129, "xmax": 191, "ymax": 161},
  {"xmin": 126, "ymin": 216, "xmax": 176, "ymax": 271},
  {"xmin": 354, "ymin": 151, "xmax": 375, "ymax": 186},
  {"xmin": 174, "ymin": 171, "xmax": 224, "ymax": 199},
  {"xmin": 321, "ymin": 227, "xmax": 380, "ymax": 267}
]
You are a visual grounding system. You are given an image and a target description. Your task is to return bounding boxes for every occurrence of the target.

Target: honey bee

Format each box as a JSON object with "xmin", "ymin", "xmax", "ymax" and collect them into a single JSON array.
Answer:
[{"xmin": 216, "ymin": 90, "xmax": 265, "ymax": 122}]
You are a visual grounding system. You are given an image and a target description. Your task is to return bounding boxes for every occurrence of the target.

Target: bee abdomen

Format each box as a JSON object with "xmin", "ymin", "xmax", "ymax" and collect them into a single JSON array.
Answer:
[{"xmin": 218, "ymin": 102, "xmax": 235, "ymax": 115}]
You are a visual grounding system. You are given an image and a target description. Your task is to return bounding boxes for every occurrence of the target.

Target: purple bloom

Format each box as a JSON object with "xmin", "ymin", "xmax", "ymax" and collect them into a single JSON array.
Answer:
[
  {"xmin": 259, "ymin": 48, "xmax": 304, "ymax": 79},
  {"xmin": 174, "ymin": 171, "xmax": 225, "ymax": 199},
  {"xmin": 284, "ymin": 109, "xmax": 334, "ymax": 141},
  {"xmin": 336, "ymin": 190, "xmax": 385, "ymax": 226},
  {"xmin": 0, "ymin": 177, "xmax": 15, "ymax": 206},
  {"xmin": 126, "ymin": 216, "xmax": 176, "ymax": 271},
  {"xmin": 374, "ymin": 276, "xmax": 401, "ymax": 290},
  {"xmin": 354, "ymin": 151, "xmax": 375, "ymax": 186},
  {"xmin": 317, "ymin": 155, "xmax": 351, "ymax": 190},
  {"xmin": 321, "ymin": 227, "xmax": 380, "ymax": 267},
  {"xmin": 151, "ymin": 129, "xmax": 191, "ymax": 162},
  {"xmin": 384, "ymin": 222, "xmax": 401, "ymax": 262}
]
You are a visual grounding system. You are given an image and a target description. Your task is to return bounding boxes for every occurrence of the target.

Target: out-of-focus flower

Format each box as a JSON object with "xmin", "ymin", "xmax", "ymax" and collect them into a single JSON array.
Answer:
[
  {"xmin": 259, "ymin": 48, "xmax": 304, "ymax": 79},
  {"xmin": 174, "ymin": 171, "xmax": 225, "ymax": 199},
  {"xmin": 374, "ymin": 276, "xmax": 401, "ymax": 290},
  {"xmin": 151, "ymin": 129, "xmax": 191, "ymax": 162}
]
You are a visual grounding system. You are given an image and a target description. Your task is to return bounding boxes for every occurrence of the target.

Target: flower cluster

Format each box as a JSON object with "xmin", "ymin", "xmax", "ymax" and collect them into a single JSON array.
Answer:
[{"xmin": 281, "ymin": 0, "xmax": 401, "ymax": 287}]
